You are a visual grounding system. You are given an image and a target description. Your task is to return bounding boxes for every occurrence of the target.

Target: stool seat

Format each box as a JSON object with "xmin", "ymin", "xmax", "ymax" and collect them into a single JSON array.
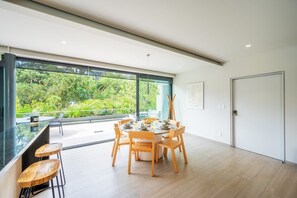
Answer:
[
  {"xmin": 35, "ymin": 143, "xmax": 66, "ymax": 188},
  {"xmin": 35, "ymin": 143, "xmax": 63, "ymax": 158},
  {"xmin": 18, "ymin": 159, "xmax": 60, "ymax": 188}
]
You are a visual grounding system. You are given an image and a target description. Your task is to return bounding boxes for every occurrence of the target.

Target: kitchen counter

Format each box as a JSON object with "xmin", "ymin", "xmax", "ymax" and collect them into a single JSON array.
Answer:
[{"xmin": 0, "ymin": 121, "xmax": 49, "ymax": 177}]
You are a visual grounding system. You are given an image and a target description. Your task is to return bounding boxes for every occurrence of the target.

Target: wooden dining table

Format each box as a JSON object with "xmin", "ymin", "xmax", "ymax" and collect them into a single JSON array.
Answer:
[{"xmin": 121, "ymin": 121, "xmax": 176, "ymax": 161}]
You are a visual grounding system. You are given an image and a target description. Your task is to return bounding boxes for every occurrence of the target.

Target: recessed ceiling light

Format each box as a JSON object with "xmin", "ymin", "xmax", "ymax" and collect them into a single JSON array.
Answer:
[
  {"xmin": 61, "ymin": 40, "xmax": 67, "ymax": 44},
  {"xmin": 178, "ymin": 66, "xmax": 183, "ymax": 69},
  {"xmin": 245, "ymin": 44, "xmax": 252, "ymax": 48}
]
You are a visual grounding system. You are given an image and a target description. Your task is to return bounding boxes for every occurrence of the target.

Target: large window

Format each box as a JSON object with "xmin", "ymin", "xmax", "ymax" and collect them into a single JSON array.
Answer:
[{"xmin": 15, "ymin": 58, "xmax": 172, "ymax": 147}]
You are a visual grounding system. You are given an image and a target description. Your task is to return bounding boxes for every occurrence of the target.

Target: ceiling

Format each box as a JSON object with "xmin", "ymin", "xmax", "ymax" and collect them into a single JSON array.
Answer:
[{"xmin": 1, "ymin": 0, "xmax": 297, "ymax": 75}]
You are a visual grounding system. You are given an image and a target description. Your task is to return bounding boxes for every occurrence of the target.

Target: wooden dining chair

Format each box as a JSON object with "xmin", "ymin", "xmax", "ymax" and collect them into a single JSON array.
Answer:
[
  {"xmin": 118, "ymin": 118, "xmax": 132, "ymax": 126},
  {"xmin": 128, "ymin": 131, "xmax": 156, "ymax": 176},
  {"xmin": 111, "ymin": 126, "xmax": 130, "ymax": 166},
  {"xmin": 162, "ymin": 120, "xmax": 182, "ymax": 152},
  {"xmin": 156, "ymin": 126, "xmax": 188, "ymax": 173}
]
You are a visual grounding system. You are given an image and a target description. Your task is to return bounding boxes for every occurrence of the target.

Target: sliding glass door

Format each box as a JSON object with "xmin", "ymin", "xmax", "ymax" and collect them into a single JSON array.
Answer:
[
  {"xmin": 139, "ymin": 75, "xmax": 172, "ymax": 120},
  {"xmin": 15, "ymin": 58, "xmax": 172, "ymax": 148}
]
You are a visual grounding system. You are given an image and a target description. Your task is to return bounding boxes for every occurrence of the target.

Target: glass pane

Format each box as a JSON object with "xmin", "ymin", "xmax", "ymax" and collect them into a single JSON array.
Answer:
[
  {"xmin": 16, "ymin": 63, "xmax": 136, "ymax": 148},
  {"xmin": 139, "ymin": 78, "xmax": 171, "ymax": 121}
]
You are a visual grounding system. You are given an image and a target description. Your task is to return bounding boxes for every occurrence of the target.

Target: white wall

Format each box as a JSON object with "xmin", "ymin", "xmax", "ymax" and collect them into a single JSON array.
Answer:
[{"xmin": 174, "ymin": 45, "xmax": 297, "ymax": 163}]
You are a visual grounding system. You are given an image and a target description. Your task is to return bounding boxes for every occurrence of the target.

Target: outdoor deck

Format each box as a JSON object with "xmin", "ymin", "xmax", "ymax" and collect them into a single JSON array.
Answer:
[{"xmin": 50, "ymin": 120, "xmax": 117, "ymax": 148}]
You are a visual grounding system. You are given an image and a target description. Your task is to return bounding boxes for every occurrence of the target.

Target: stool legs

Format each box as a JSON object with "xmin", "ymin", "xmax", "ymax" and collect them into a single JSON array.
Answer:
[
  {"xmin": 59, "ymin": 169, "xmax": 65, "ymax": 197},
  {"xmin": 19, "ymin": 175, "xmax": 64, "ymax": 198},
  {"xmin": 50, "ymin": 175, "xmax": 64, "ymax": 198},
  {"xmin": 57, "ymin": 152, "xmax": 66, "ymax": 186},
  {"xmin": 18, "ymin": 187, "xmax": 32, "ymax": 198},
  {"xmin": 50, "ymin": 179, "xmax": 55, "ymax": 198}
]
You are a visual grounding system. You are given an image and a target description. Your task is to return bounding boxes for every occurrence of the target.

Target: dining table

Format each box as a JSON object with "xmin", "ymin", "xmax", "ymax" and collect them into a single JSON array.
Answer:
[{"xmin": 120, "ymin": 121, "xmax": 176, "ymax": 161}]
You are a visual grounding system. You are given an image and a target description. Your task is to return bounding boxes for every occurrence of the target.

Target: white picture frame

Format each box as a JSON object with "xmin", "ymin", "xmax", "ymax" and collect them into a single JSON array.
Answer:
[{"xmin": 186, "ymin": 82, "xmax": 204, "ymax": 109}]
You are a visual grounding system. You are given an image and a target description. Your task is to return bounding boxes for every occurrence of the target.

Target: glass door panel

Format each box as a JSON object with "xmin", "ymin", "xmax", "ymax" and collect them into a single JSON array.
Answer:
[{"xmin": 139, "ymin": 78, "xmax": 171, "ymax": 121}]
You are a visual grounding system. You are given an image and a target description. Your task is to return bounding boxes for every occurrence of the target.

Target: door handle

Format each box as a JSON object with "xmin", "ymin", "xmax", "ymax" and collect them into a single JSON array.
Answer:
[{"xmin": 232, "ymin": 110, "xmax": 238, "ymax": 116}]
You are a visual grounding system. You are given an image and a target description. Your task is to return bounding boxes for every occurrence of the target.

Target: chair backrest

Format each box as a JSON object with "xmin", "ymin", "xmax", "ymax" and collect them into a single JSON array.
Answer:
[
  {"xmin": 118, "ymin": 119, "xmax": 132, "ymax": 126},
  {"xmin": 168, "ymin": 126, "xmax": 185, "ymax": 139},
  {"xmin": 128, "ymin": 131, "xmax": 155, "ymax": 141},
  {"xmin": 58, "ymin": 113, "xmax": 64, "ymax": 120},
  {"xmin": 169, "ymin": 120, "xmax": 180, "ymax": 127}
]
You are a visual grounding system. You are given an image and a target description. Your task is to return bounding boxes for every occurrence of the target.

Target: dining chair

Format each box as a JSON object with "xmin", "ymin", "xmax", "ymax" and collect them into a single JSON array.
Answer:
[
  {"xmin": 162, "ymin": 120, "xmax": 181, "ymax": 152},
  {"xmin": 50, "ymin": 113, "xmax": 64, "ymax": 135},
  {"xmin": 111, "ymin": 126, "xmax": 130, "ymax": 166},
  {"xmin": 128, "ymin": 131, "xmax": 155, "ymax": 176},
  {"xmin": 118, "ymin": 118, "xmax": 132, "ymax": 126},
  {"xmin": 156, "ymin": 126, "xmax": 188, "ymax": 173}
]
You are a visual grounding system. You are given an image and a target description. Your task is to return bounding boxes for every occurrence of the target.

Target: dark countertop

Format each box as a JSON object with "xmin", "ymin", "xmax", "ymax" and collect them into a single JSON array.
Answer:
[{"xmin": 0, "ymin": 121, "xmax": 49, "ymax": 176}]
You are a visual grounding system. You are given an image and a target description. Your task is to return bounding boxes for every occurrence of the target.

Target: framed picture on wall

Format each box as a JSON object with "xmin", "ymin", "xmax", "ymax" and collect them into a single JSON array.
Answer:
[{"xmin": 186, "ymin": 82, "xmax": 204, "ymax": 109}]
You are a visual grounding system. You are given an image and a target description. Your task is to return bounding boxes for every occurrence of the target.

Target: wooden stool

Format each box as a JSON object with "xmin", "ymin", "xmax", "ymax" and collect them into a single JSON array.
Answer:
[
  {"xmin": 35, "ymin": 143, "xmax": 66, "ymax": 186},
  {"xmin": 17, "ymin": 159, "xmax": 63, "ymax": 198}
]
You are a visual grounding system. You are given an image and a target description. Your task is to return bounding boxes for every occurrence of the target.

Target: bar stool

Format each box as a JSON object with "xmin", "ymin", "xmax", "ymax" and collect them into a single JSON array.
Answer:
[
  {"xmin": 35, "ymin": 143, "xmax": 66, "ymax": 186},
  {"xmin": 17, "ymin": 159, "xmax": 63, "ymax": 198}
]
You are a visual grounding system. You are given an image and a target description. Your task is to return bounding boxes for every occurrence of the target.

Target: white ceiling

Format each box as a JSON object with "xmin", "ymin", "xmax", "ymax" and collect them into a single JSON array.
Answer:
[{"xmin": 1, "ymin": 0, "xmax": 297, "ymax": 75}]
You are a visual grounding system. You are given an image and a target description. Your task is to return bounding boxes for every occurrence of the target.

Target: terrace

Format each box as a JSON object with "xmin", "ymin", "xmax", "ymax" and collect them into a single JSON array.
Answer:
[{"xmin": 50, "ymin": 119, "xmax": 117, "ymax": 149}]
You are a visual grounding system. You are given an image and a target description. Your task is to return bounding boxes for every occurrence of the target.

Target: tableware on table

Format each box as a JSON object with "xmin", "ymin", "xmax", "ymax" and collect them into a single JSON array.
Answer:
[{"xmin": 123, "ymin": 123, "xmax": 132, "ymax": 129}]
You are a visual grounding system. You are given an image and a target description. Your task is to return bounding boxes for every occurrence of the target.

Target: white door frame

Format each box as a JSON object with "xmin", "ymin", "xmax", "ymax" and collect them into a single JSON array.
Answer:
[{"xmin": 230, "ymin": 71, "xmax": 286, "ymax": 162}]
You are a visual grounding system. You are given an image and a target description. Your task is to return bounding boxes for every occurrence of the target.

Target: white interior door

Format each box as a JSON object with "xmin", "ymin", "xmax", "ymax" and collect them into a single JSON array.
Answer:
[{"xmin": 232, "ymin": 73, "xmax": 284, "ymax": 160}]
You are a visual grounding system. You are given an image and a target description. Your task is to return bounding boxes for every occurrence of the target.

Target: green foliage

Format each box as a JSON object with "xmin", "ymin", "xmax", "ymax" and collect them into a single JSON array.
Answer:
[{"xmin": 16, "ymin": 69, "xmax": 160, "ymax": 118}]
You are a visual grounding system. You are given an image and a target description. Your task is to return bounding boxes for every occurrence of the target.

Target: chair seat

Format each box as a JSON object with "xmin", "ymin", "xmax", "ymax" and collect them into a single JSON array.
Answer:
[
  {"xmin": 35, "ymin": 143, "xmax": 63, "ymax": 158},
  {"xmin": 132, "ymin": 142, "xmax": 153, "ymax": 152},
  {"xmin": 18, "ymin": 159, "xmax": 60, "ymax": 188},
  {"xmin": 158, "ymin": 139, "xmax": 181, "ymax": 149}
]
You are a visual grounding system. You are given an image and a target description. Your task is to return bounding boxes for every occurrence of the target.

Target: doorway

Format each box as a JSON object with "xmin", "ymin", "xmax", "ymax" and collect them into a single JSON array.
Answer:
[{"xmin": 231, "ymin": 72, "xmax": 285, "ymax": 161}]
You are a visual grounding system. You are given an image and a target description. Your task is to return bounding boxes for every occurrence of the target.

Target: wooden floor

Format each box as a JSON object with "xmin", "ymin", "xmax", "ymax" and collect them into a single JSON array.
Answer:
[{"xmin": 36, "ymin": 134, "xmax": 297, "ymax": 198}]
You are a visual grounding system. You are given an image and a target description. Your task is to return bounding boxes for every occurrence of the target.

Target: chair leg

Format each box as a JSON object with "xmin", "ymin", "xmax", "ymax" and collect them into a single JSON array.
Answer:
[
  {"xmin": 171, "ymin": 148, "xmax": 178, "ymax": 173},
  {"xmin": 60, "ymin": 123, "xmax": 64, "ymax": 136},
  {"xmin": 156, "ymin": 145, "xmax": 159, "ymax": 163},
  {"xmin": 128, "ymin": 147, "xmax": 132, "ymax": 174},
  {"xmin": 177, "ymin": 136, "xmax": 182, "ymax": 152},
  {"xmin": 112, "ymin": 143, "xmax": 119, "ymax": 166},
  {"xmin": 134, "ymin": 151, "xmax": 139, "ymax": 161},
  {"xmin": 181, "ymin": 142, "xmax": 188, "ymax": 164},
  {"xmin": 111, "ymin": 140, "xmax": 116, "ymax": 157},
  {"xmin": 152, "ymin": 146, "xmax": 155, "ymax": 176},
  {"xmin": 163, "ymin": 147, "xmax": 168, "ymax": 157}
]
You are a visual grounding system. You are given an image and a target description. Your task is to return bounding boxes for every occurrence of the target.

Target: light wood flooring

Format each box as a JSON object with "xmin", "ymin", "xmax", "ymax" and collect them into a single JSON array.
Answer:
[{"xmin": 36, "ymin": 134, "xmax": 297, "ymax": 198}]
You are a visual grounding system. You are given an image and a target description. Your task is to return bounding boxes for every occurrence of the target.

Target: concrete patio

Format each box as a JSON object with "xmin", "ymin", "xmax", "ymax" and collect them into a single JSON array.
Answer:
[{"xmin": 50, "ymin": 120, "xmax": 118, "ymax": 148}]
